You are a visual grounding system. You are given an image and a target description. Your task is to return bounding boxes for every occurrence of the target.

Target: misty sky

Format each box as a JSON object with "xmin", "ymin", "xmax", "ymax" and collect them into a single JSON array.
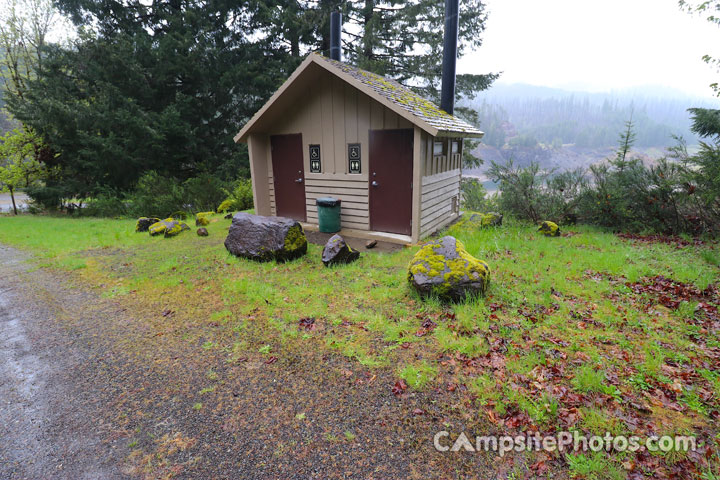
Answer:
[{"xmin": 461, "ymin": 0, "xmax": 720, "ymax": 98}]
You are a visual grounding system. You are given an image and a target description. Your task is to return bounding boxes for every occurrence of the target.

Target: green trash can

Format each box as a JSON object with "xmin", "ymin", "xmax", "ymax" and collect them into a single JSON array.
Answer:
[{"xmin": 316, "ymin": 197, "xmax": 341, "ymax": 233}]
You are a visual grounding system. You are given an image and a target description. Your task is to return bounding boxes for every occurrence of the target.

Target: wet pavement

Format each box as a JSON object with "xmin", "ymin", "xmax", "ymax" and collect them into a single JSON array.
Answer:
[
  {"xmin": 0, "ymin": 246, "xmax": 128, "ymax": 479},
  {"xmin": 0, "ymin": 193, "xmax": 29, "ymax": 213}
]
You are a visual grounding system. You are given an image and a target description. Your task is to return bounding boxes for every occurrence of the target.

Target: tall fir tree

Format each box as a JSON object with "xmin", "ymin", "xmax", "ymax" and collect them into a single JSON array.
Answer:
[{"xmin": 9, "ymin": 0, "xmax": 497, "ymax": 197}]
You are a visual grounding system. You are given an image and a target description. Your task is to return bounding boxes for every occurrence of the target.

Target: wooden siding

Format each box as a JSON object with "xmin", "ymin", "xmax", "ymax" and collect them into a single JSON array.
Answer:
[
  {"xmin": 419, "ymin": 169, "xmax": 461, "ymax": 238},
  {"xmin": 271, "ymin": 73, "xmax": 412, "ymax": 179},
  {"xmin": 248, "ymin": 133, "xmax": 272, "ymax": 216},
  {"xmin": 305, "ymin": 175, "xmax": 369, "ymax": 230},
  {"xmin": 264, "ymin": 72, "xmax": 412, "ymax": 231},
  {"xmin": 419, "ymin": 132, "xmax": 463, "ymax": 177},
  {"xmin": 268, "ymin": 176, "xmax": 276, "ymax": 215}
]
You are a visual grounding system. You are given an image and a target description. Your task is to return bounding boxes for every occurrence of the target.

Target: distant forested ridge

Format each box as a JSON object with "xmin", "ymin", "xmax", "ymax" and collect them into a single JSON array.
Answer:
[{"xmin": 466, "ymin": 84, "xmax": 720, "ymax": 149}]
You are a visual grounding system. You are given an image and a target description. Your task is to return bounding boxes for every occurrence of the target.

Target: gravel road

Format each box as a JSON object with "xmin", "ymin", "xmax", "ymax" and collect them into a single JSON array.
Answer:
[
  {"xmin": 0, "ymin": 245, "xmax": 129, "ymax": 479},
  {"xmin": 0, "ymin": 243, "xmax": 495, "ymax": 479}
]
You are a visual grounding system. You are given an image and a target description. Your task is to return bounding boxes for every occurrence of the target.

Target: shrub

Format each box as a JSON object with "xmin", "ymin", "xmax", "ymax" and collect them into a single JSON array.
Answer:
[
  {"xmin": 218, "ymin": 178, "xmax": 253, "ymax": 213},
  {"xmin": 25, "ymin": 183, "xmax": 66, "ymax": 211},
  {"xmin": 126, "ymin": 171, "xmax": 186, "ymax": 218},
  {"xmin": 685, "ymin": 140, "xmax": 720, "ymax": 235},
  {"xmin": 83, "ymin": 189, "xmax": 127, "ymax": 217},
  {"xmin": 182, "ymin": 173, "xmax": 229, "ymax": 212},
  {"xmin": 460, "ymin": 178, "xmax": 492, "ymax": 211},
  {"xmin": 487, "ymin": 160, "xmax": 583, "ymax": 222},
  {"xmin": 490, "ymin": 119, "xmax": 720, "ymax": 236}
]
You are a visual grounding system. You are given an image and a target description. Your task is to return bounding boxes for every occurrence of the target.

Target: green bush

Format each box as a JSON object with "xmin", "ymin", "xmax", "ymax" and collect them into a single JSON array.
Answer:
[
  {"xmin": 490, "ymin": 119, "xmax": 720, "ymax": 236},
  {"xmin": 460, "ymin": 178, "xmax": 492, "ymax": 211},
  {"xmin": 685, "ymin": 141, "xmax": 720, "ymax": 235},
  {"xmin": 83, "ymin": 189, "xmax": 127, "ymax": 217},
  {"xmin": 182, "ymin": 173, "xmax": 229, "ymax": 212},
  {"xmin": 218, "ymin": 178, "xmax": 253, "ymax": 213},
  {"xmin": 125, "ymin": 171, "xmax": 186, "ymax": 218},
  {"xmin": 487, "ymin": 160, "xmax": 584, "ymax": 223}
]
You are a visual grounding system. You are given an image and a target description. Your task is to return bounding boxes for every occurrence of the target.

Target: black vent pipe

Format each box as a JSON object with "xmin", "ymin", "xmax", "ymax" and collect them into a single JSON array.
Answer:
[
  {"xmin": 330, "ymin": 11, "xmax": 342, "ymax": 61},
  {"xmin": 440, "ymin": 0, "xmax": 459, "ymax": 115}
]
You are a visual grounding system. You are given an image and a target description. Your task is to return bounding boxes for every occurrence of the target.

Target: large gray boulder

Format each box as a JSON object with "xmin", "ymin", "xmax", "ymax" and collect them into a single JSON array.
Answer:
[
  {"xmin": 224, "ymin": 212, "xmax": 307, "ymax": 262},
  {"xmin": 322, "ymin": 234, "xmax": 360, "ymax": 266},
  {"xmin": 408, "ymin": 236, "xmax": 490, "ymax": 302}
]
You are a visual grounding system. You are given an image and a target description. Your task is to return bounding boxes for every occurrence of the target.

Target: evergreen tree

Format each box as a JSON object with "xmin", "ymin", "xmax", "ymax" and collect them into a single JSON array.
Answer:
[
  {"xmin": 9, "ymin": 0, "xmax": 497, "ymax": 198},
  {"xmin": 9, "ymin": 0, "xmax": 300, "ymax": 196},
  {"xmin": 681, "ymin": 0, "xmax": 720, "ymax": 138}
]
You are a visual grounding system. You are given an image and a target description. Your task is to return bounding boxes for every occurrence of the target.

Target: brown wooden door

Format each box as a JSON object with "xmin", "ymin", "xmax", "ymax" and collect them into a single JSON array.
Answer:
[
  {"xmin": 271, "ymin": 134, "xmax": 306, "ymax": 221},
  {"xmin": 369, "ymin": 129, "xmax": 413, "ymax": 235}
]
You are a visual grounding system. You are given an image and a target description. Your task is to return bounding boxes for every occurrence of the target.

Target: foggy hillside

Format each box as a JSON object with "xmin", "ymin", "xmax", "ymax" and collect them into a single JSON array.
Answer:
[{"xmin": 464, "ymin": 83, "xmax": 720, "ymax": 177}]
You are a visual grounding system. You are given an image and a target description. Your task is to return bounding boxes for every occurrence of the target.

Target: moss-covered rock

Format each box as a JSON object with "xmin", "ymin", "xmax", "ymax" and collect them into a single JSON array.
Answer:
[
  {"xmin": 224, "ymin": 212, "xmax": 307, "ymax": 262},
  {"xmin": 538, "ymin": 221, "xmax": 560, "ymax": 237},
  {"xmin": 195, "ymin": 211, "xmax": 213, "ymax": 226},
  {"xmin": 136, "ymin": 217, "xmax": 161, "ymax": 232},
  {"xmin": 148, "ymin": 218, "xmax": 175, "ymax": 236},
  {"xmin": 322, "ymin": 234, "xmax": 360, "ymax": 266},
  {"xmin": 467, "ymin": 212, "xmax": 503, "ymax": 227},
  {"xmin": 164, "ymin": 221, "xmax": 190, "ymax": 237},
  {"xmin": 408, "ymin": 236, "xmax": 490, "ymax": 302}
]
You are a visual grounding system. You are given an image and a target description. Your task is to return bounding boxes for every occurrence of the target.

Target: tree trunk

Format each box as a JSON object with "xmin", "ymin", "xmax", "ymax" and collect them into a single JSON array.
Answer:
[{"xmin": 9, "ymin": 186, "xmax": 18, "ymax": 215}]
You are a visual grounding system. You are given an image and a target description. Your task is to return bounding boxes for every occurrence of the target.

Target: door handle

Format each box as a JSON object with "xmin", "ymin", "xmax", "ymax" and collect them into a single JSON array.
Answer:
[
  {"xmin": 371, "ymin": 181, "xmax": 379, "ymax": 187},
  {"xmin": 295, "ymin": 178, "xmax": 303, "ymax": 183}
]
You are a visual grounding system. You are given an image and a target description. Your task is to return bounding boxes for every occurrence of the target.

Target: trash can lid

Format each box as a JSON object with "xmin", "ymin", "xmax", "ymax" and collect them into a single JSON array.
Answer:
[{"xmin": 316, "ymin": 197, "xmax": 341, "ymax": 207}]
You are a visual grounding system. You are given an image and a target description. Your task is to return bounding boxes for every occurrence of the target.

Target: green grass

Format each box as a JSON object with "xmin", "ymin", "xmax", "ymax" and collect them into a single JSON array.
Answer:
[{"xmin": 1, "ymin": 212, "xmax": 718, "ymax": 477}]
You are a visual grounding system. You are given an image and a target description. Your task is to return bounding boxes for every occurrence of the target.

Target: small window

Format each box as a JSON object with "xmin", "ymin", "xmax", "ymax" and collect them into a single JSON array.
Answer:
[
  {"xmin": 348, "ymin": 143, "xmax": 361, "ymax": 174},
  {"xmin": 433, "ymin": 140, "xmax": 446, "ymax": 156},
  {"xmin": 309, "ymin": 145, "xmax": 321, "ymax": 173},
  {"xmin": 451, "ymin": 140, "xmax": 461, "ymax": 154}
]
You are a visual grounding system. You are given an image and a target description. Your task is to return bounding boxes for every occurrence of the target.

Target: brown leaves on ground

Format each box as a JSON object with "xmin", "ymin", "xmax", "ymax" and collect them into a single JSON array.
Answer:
[
  {"xmin": 392, "ymin": 379, "xmax": 407, "ymax": 396},
  {"xmin": 616, "ymin": 233, "xmax": 707, "ymax": 248}
]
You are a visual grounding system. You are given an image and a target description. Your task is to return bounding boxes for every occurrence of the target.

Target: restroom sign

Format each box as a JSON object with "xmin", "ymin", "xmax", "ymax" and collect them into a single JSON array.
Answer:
[
  {"xmin": 348, "ymin": 143, "xmax": 361, "ymax": 173},
  {"xmin": 309, "ymin": 145, "xmax": 321, "ymax": 173}
]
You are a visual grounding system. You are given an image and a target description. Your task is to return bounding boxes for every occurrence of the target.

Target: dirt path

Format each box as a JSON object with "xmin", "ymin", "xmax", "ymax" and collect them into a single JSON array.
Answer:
[
  {"xmin": 0, "ymin": 246, "xmax": 129, "ymax": 479},
  {"xmin": 0, "ymin": 244, "xmax": 495, "ymax": 479}
]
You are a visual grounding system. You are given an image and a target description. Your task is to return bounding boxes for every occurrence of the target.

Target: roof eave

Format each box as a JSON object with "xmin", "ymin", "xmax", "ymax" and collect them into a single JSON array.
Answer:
[
  {"xmin": 233, "ymin": 53, "xmax": 484, "ymax": 143},
  {"xmin": 435, "ymin": 130, "xmax": 485, "ymax": 139}
]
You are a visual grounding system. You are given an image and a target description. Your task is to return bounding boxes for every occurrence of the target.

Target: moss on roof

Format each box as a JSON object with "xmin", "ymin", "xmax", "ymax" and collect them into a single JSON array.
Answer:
[{"xmin": 314, "ymin": 53, "xmax": 483, "ymax": 137}]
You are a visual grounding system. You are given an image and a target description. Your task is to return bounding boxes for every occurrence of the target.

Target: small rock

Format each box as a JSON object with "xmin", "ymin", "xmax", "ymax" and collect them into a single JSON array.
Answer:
[
  {"xmin": 224, "ymin": 213, "xmax": 234, "ymax": 220},
  {"xmin": 365, "ymin": 239, "xmax": 378, "ymax": 249},
  {"xmin": 322, "ymin": 234, "xmax": 360, "ymax": 266},
  {"xmin": 197, "ymin": 227, "xmax": 209, "ymax": 237},
  {"xmin": 136, "ymin": 217, "xmax": 161, "ymax": 232},
  {"xmin": 538, "ymin": 221, "xmax": 560, "ymax": 237}
]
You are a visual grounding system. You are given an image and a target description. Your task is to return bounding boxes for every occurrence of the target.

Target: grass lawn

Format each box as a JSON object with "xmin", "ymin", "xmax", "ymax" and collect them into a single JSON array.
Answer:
[{"xmin": 1, "ymin": 212, "xmax": 719, "ymax": 479}]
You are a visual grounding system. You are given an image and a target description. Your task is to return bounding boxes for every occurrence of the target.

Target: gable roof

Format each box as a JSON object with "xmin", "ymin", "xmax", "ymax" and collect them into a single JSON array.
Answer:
[{"xmin": 234, "ymin": 53, "xmax": 483, "ymax": 143}]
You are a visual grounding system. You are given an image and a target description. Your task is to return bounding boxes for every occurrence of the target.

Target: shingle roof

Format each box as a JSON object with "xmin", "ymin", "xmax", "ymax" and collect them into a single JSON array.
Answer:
[
  {"xmin": 314, "ymin": 53, "xmax": 484, "ymax": 137},
  {"xmin": 234, "ymin": 53, "xmax": 484, "ymax": 143}
]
